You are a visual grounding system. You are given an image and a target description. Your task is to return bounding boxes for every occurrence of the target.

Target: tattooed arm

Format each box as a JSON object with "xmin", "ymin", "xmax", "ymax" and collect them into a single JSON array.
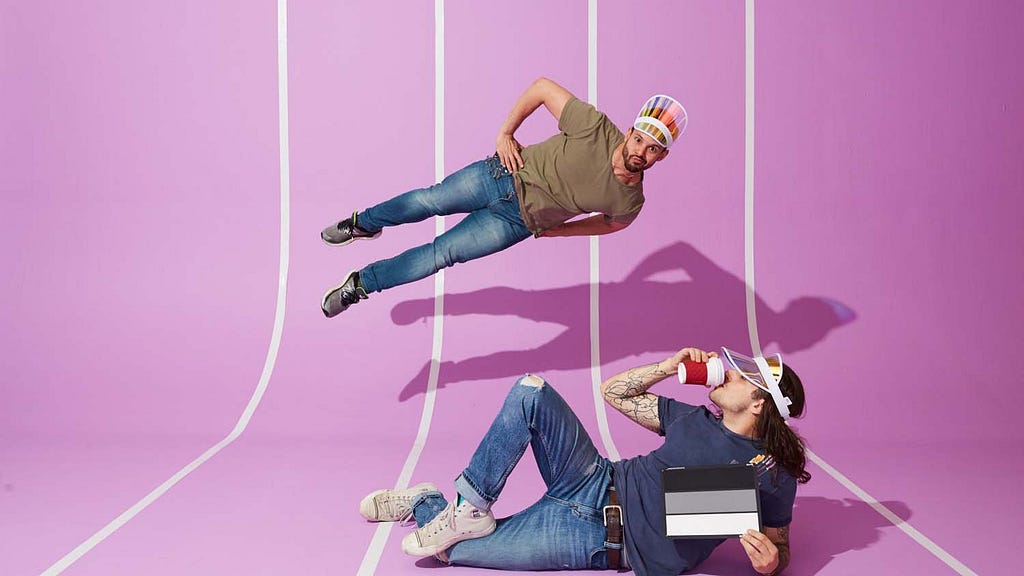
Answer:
[
  {"xmin": 740, "ymin": 524, "xmax": 791, "ymax": 575},
  {"xmin": 600, "ymin": 348, "xmax": 717, "ymax": 433}
]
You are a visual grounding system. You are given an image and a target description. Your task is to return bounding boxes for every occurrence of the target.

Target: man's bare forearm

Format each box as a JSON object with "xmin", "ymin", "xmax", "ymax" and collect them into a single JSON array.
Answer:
[
  {"xmin": 770, "ymin": 546, "xmax": 789, "ymax": 575},
  {"xmin": 762, "ymin": 525, "xmax": 790, "ymax": 576},
  {"xmin": 769, "ymin": 524, "xmax": 790, "ymax": 575},
  {"xmin": 600, "ymin": 360, "xmax": 674, "ymax": 433},
  {"xmin": 601, "ymin": 360, "xmax": 673, "ymax": 399},
  {"xmin": 540, "ymin": 215, "xmax": 626, "ymax": 237}
]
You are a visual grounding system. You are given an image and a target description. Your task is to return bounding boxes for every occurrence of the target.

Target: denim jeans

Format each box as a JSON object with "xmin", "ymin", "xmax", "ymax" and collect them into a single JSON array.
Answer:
[
  {"xmin": 410, "ymin": 376, "xmax": 617, "ymax": 570},
  {"xmin": 356, "ymin": 156, "xmax": 533, "ymax": 293}
]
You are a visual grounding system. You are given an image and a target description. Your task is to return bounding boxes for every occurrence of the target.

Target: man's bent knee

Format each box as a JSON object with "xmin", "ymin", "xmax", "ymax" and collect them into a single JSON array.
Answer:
[{"xmin": 517, "ymin": 373, "xmax": 546, "ymax": 388}]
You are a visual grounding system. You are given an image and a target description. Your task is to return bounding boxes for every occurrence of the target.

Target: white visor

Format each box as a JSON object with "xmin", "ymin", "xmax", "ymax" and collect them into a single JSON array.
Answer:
[{"xmin": 721, "ymin": 347, "xmax": 792, "ymax": 420}]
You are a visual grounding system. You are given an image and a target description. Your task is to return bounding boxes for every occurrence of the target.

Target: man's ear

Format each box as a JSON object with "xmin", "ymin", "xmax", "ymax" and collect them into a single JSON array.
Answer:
[
  {"xmin": 656, "ymin": 148, "xmax": 670, "ymax": 162},
  {"xmin": 749, "ymin": 397, "xmax": 766, "ymax": 417}
]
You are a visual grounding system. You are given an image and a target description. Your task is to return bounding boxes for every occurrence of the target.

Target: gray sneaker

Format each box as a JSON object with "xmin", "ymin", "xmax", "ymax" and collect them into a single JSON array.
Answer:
[
  {"xmin": 321, "ymin": 270, "xmax": 368, "ymax": 318},
  {"xmin": 401, "ymin": 499, "xmax": 496, "ymax": 557},
  {"xmin": 321, "ymin": 212, "xmax": 382, "ymax": 246},
  {"xmin": 359, "ymin": 482, "xmax": 438, "ymax": 523}
]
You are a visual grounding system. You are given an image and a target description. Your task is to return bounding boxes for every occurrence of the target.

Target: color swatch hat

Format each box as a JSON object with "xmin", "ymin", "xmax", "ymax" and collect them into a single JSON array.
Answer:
[{"xmin": 634, "ymin": 94, "xmax": 687, "ymax": 148}]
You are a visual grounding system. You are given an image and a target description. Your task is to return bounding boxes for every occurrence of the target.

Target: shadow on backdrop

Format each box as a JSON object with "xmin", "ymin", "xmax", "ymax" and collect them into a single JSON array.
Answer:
[
  {"xmin": 694, "ymin": 496, "xmax": 911, "ymax": 575},
  {"xmin": 393, "ymin": 242, "xmax": 856, "ymax": 401}
]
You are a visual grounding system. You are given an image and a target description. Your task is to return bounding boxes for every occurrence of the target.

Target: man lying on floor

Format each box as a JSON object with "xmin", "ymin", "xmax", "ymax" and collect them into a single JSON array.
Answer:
[{"xmin": 359, "ymin": 347, "xmax": 810, "ymax": 576}]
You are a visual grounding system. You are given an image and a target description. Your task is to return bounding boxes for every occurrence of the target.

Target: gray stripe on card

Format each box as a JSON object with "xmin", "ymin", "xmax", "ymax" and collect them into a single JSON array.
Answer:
[{"xmin": 665, "ymin": 489, "xmax": 758, "ymax": 514}]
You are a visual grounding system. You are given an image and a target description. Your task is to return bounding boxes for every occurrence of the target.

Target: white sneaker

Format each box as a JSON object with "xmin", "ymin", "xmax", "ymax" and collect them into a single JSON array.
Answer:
[
  {"xmin": 359, "ymin": 482, "xmax": 438, "ymax": 522},
  {"xmin": 401, "ymin": 499, "xmax": 496, "ymax": 557}
]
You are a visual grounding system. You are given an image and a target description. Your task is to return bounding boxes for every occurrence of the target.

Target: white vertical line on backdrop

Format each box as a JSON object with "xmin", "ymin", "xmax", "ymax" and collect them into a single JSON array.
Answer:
[
  {"xmin": 743, "ymin": 0, "xmax": 761, "ymax": 357},
  {"xmin": 41, "ymin": 1, "xmax": 294, "ymax": 573},
  {"xmin": 355, "ymin": 1, "xmax": 446, "ymax": 574},
  {"xmin": 587, "ymin": 0, "xmax": 621, "ymax": 462},
  {"xmin": 743, "ymin": 2, "xmax": 975, "ymax": 573}
]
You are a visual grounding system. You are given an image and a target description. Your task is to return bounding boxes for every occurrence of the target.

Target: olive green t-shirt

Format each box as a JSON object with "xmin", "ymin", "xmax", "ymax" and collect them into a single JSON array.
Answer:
[{"xmin": 514, "ymin": 98, "xmax": 645, "ymax": 236}]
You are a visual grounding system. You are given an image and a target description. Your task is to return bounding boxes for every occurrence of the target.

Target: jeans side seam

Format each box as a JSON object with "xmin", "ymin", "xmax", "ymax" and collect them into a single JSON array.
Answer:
[{"xmin": 543, "ymin": 494, "xmax": 604, "ymax": 524}]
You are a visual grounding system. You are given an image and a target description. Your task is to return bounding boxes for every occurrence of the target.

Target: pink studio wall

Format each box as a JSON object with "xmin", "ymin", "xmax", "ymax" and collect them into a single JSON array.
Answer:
[
  {"xmin": 753, "ymin": 2, "xmax": 1024, "ymax": 572},
  {"xmin": 1, "ymin": 1, "xmax": 280, "ymax": 441},
  {"xmin": 757, "ymin": 0, "xmax": 1024, "ymax": 446},
  {"xmin": 1, "ymin": 2, "xmax": 282, "ymax": 572},
  {"xmin": 1, "ymin": 1, "xmax": 1020, "ymax": 575}
]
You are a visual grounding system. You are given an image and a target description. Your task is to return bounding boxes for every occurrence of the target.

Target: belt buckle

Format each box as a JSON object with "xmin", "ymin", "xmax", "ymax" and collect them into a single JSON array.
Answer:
[{"xmin": 603, "ymin": 504, "xmax": 622, "ymax": 526}]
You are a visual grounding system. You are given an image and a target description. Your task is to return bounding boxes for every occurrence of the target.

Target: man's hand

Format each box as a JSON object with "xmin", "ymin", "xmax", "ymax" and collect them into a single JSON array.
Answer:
[
  {"xmin": 740, "ymin": 525, "xmax": 790, "ymax": 575},
  {"xmin": 740, "ymin": 530, "xmax": 779, "ymax": 574},
  {"xmin": 665, "ymin": 347, "xmax": 718, "ymax": 368},
  {"xmin": 496, "ymin": 133, "xmax": 524, "ymax": 173}
]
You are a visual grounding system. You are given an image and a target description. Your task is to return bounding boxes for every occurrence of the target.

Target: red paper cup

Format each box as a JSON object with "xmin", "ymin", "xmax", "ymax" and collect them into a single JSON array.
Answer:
[{"xmin": 677, "ymin": 357, "xmax": 725, "ymax": 387}]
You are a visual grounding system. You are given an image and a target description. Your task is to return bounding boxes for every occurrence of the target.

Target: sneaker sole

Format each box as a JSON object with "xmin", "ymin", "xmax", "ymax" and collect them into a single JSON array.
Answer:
[
  {"xmin": 321, "ymin": 229, "xmax": 382, "ymax": 247},
  {"xmin": 321, "ymin": 269, "xmax": 359, "ymax": 317},
  {"xmin": 402, "ymin": 519, "xmax": 496, "ymax": 557}
]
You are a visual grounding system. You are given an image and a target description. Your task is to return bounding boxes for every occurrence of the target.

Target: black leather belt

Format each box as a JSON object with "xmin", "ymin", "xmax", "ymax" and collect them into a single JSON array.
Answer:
[{"xmin": 604, "ymin": 483, "xmax": 624, "ymax": 570}]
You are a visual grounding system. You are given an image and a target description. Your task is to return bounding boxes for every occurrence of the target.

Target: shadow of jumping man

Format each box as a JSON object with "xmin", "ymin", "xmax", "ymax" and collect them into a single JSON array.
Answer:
[{"xmin": 393, "ymin": 241, "xmax": 855, "ymax": 401}]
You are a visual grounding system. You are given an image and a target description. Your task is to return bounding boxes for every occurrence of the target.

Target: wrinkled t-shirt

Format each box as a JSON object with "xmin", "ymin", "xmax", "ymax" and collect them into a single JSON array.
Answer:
[
  {"xmin": 610, "ymin": 397, "xmax": 797, "ymax": 576},
  {"xmin": 514, "ymin": 98, "xmax": 644, "ymax": 236}
]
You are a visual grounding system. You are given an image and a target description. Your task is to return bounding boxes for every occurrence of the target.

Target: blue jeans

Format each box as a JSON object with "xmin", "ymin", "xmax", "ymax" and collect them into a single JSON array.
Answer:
[
  {"xmin": 356, "ymin": 156, "xmax": 533, "ymax": 293},
  {"xmin": 410, "ymin": 376, "xmax": 617, "ymax": 570}
]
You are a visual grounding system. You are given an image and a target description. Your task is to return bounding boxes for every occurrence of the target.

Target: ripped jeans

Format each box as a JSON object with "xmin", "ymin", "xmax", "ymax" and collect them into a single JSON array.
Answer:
[
  {"xmin": 410, "ymin": 376, "xmax": 617, "ymax": 570},
  {"xmin": 356, "ymin": 155, "xmax": 532, "ymax": 293}
]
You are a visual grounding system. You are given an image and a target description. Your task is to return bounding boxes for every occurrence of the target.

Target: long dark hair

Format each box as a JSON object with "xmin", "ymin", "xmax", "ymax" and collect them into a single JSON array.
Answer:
[{"xmin": 752, "ymin": 365, "xmax": 811, "ymax": 484}]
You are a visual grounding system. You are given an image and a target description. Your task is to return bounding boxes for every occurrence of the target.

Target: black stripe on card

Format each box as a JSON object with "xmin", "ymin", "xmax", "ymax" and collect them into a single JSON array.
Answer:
[{"xmin": 662, "ymin": 464, "xmax": 756, "ymax": 492}]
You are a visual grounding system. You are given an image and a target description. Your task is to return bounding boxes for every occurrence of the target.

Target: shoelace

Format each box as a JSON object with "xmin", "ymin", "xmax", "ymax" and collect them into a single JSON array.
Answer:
[
  {"xmin": 339, "ymin": 219, "xmax": 371, "ymax": 236},
  {"xmin": 341, "ymin": 290, "xmax": 362, "ymax": 305},
  {"xmin": 378, "ymin": 492, "xmax": 416, "ymax": 523},
  {"xmin": 335, "ymin": 220, "xmax": 358, "ymax": 235},
  {"xmin": 422, "ymin": 504, "xmax": 456, "ymax": 537}
]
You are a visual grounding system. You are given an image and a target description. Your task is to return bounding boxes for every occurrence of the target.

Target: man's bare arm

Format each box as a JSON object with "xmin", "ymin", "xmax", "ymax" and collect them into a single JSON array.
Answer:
[
  {"xmin": 600, "ymin": 361, "xmax": 671, "ymax": 433},
  {"xmin": 539, "ymin": 215, "xmax": 628, "ymax": 237},
  {"xmin": 496, "ymin": 77, "xmax": 575, "ymax": 172},
  {"xmin": 740, "ymin": 524, "xmax": 791, "ymax": 575},
  {"xmin": 764, "ymin": 525, "xmax": 791, "ymax": 575},
  {"xmin": 601, "ymin": 348, "xmax": 717, "ymax": 433}
]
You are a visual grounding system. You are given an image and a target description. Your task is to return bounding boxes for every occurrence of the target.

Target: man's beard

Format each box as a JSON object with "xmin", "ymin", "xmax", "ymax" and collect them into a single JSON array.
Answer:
[{"xmin": 622, "ymin": 147, "xmax": 646, "ymax": 173}]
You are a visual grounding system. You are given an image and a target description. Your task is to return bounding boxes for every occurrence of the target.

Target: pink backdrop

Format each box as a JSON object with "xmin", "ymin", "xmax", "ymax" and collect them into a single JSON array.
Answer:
[{"xmin": 2, "ymin": 1, "xmax": 1020, "ymax": 574}]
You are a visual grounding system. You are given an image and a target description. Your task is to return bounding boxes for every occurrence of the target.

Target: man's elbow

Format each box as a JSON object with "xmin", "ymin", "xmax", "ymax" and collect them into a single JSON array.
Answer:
[
  {"xmin": 532, "ymin": 78, "xmax": 573, "ymax": 117},
  {"xmin": 533, "ymin": 76, "xmax": 555, "ymax": 89},
  {"xmin": 527, "ymin": 77, "xmax": 555, "ymax": 99}
]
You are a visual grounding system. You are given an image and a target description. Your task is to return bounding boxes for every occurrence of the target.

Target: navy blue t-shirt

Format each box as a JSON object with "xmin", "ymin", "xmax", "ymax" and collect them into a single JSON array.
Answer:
[{"xmin": 610, "ymin": 397, "xmax": 797, "ymax": 576}]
